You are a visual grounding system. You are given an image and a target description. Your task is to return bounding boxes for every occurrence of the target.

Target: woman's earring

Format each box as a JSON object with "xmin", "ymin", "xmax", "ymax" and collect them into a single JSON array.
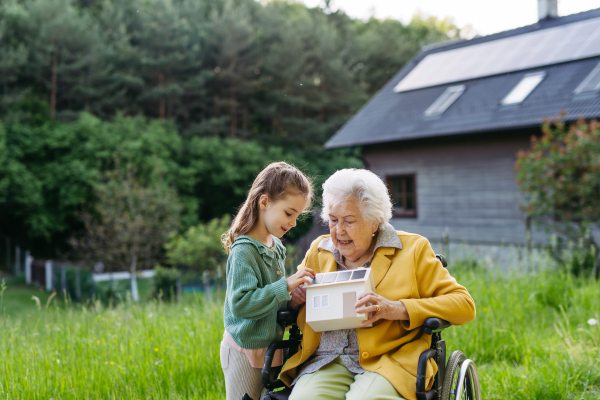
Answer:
[{"xmin": 372, "ymin": 232, "xmax": 375, "ymax": 237}]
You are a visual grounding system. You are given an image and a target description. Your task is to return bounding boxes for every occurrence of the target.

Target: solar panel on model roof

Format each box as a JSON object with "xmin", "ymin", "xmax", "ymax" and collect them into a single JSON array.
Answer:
[{"xmin": 394, "ymin": 17, "xmax": 600, "ymax": 93}]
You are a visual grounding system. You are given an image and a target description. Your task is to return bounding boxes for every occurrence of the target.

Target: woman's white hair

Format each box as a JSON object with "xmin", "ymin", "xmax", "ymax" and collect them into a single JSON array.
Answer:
[{"xmin": 321, "ymin": 168, "xmax": 393, "ymax": 228}]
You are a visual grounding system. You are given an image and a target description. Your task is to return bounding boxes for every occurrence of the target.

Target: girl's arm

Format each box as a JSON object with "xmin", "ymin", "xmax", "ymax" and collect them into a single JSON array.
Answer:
[{"xmin": 228, "ymin": 248, "xmax": 290, "ymax": 320}]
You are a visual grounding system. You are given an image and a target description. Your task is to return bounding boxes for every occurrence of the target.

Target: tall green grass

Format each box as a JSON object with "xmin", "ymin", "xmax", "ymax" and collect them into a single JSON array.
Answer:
[
  {"xmin": 444, "ymin": 265, "xmax": 600, "ymax": 399},
  {"xmin": 1, "ymin": 266, "xmax": 599, "ymax": 399},
  {"xmin": 0, "ymin": 289, "xmax": 225, "ymax": 399}
]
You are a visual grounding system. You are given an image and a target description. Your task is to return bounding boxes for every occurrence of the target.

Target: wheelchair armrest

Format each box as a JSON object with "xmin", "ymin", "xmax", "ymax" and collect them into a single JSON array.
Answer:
[
  {"xmin": 277, "ymin": 310, "xmax": 298, "ymax": 327},
  {"xmin": 261, "ymin": 338, "xmax": 301, "ymax": 390},
  {"xmin": 423, "ymin": 317, "xmax": 452, "ymax": 335}
]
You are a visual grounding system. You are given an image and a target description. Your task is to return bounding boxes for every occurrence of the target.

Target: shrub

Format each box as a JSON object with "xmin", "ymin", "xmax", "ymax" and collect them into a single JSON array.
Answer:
[
  {"xmin": 515, "ymin": 117, "xmax": 600, "ymax": 277},
  {"xmin": 164, "ymin": 215, "xmax": 230, "ymax": 273},
  {"xmin": 151, "ymin": 265, "xmax": 180, "ymax": 301}
]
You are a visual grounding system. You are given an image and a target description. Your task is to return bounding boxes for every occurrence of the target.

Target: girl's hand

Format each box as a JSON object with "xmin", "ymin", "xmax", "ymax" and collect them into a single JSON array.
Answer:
[
  {"xmin": 286, "ymin": 268, "xmax": 315, "ymax": 293},
  {"xmin": 288, "ymin": 285, "xmax": 307, "ymax": 310},
  {"xmin": 355, "ymin": 291, "xmax": 409, "ymax": 327}
]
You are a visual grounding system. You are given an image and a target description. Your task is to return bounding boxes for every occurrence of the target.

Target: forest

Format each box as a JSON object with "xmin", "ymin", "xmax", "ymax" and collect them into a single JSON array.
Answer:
[{"xmin": 0, "ymin": 0, "xmax": 462, "ymax": 265}]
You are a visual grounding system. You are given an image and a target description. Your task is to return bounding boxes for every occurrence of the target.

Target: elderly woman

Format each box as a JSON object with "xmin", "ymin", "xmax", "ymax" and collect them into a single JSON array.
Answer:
[{"xmin": 281, "ymin": 169, "xmax": 476, "ymax": 400}]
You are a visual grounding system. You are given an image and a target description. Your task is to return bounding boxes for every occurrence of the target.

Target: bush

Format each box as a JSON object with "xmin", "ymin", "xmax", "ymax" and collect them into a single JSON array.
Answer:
[
  {"xmin": 164, "ymin": 215, "xmax": 230, "ymax": 273},
  {"xmin": 151, "ymin": 265, "xmax": 180, "ymax": 301},
  {"xmin": 95, "ymin": 280, "xmax": 130, "ymax": 306}
]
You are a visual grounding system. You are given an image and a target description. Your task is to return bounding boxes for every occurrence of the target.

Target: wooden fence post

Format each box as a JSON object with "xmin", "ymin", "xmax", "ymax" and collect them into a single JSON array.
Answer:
[
  {"xmin": 442, "ymin": 228, "xmax": 450, "ymax": 262},
  {"xmin": 526, "ymin": 215, "xmax": 533, "ymax": 272},
  {"xmin": 25, "ymin": 251, "xmax": 33, "ymax": 284},
  {"xmin": 45, "ymin": 261, "xmax": 53, "ymax": 291},
  {"xmin": 203, "ymin": 270, "xmax": 211, "ymax": 302},
  {"xmin": 75, "ymin": 268, "xmax": 81, "ymax": 302},
  {"xmin": 15, "ymin": 245, "xmax": 21, "ymax": 276},
  {"xmin": 5, "ymin": 238, "xmax": 10, "ymax": 272},
  {"xmin": 61, "ymin": 265, "xmax": 67, "ymax": 296}
]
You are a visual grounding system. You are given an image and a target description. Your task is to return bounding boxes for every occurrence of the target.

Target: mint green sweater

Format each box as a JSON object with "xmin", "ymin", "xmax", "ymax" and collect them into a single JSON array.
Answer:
[{"xmin": 223, "ymin": 235, "xmax": 291, "ymax": 349}]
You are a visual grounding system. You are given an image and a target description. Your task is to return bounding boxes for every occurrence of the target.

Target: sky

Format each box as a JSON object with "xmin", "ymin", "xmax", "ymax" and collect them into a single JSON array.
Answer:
[{"xmin": 297, "ymin": 0, "xmax": 600, "ymax": 36}]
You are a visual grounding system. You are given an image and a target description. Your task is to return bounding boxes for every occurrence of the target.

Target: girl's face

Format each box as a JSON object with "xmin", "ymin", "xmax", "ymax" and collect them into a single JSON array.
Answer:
[{"xmin": 261, "ymin": 193, "xmax": 309, "ymax": 238}]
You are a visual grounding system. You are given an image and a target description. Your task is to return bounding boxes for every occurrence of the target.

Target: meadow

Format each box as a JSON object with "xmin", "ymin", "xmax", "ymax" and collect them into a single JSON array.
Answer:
[{"xmin": 1, "ymin": 263, "xmax": 599, "ymax": 399}]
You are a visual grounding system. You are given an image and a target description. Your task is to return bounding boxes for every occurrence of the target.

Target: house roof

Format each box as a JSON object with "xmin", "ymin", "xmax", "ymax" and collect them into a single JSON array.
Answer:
[{"xmin": 325, "ymin": 8, "xmax": 600, "ymax": 149}]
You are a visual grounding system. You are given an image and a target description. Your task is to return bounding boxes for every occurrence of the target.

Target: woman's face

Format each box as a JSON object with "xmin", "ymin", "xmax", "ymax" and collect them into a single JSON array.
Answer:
[{"xmin": 328, "ymin": 197, "xmax": 378, "ymax": 263}]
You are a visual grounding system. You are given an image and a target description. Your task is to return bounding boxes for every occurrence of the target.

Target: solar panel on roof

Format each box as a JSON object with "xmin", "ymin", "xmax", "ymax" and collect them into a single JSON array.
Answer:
[
  {"xmin": 394, "ymin": 17, "xmax": 600, "ymax": 93},
  {"xmin": 574, "ymin": 61, "xmax": 600, "ymax": 94},
  {"xmin": 351, "ymin": 270, "xmax": 367, "ymax": 280},
  {"xmin": 321, "ymin": 273, "xmax": 337, "ymax": 284},
  {"xmin": 336, "ymin": 271, "xmax": 352, "ymax": 282}
]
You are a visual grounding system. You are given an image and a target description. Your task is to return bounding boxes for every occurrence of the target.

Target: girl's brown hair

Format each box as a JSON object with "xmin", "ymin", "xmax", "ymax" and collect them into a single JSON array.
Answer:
[{"xmin": 221, "ymin": 162, "xmax": 313, "ymax": 254}]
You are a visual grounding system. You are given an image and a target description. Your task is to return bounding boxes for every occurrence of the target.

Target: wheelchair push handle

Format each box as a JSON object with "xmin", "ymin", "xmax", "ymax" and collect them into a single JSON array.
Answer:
[
  {"xmin": 261, "ymin": 339, "xmax": 301, "ymax": 390},
  {"xmin": 276, "ymin": 310, "xmax": 299, "ymax": 327},
  {"xmin": 261, "ymin": 310, "xmax": 301, "ymax": 391}
]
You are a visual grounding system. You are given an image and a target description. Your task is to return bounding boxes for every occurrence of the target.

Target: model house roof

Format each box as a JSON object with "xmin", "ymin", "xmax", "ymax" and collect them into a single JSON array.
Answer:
[
  {"xmin": 311, "ymin": 269, "xmax": 369, "ymax": 285},
  {"xmin": 325, "ymin": 8, "xmax": 600, "ymax": 149}
]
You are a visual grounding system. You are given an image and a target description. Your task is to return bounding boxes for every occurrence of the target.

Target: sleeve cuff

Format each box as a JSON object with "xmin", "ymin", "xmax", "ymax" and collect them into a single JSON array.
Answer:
[
  {"xmin": 400, "ymin": 299, "xmax": 422, "ymax": 331},
  {"xmin": 272, "ymin": 277, "xmax": 291, "ymax": 302}
]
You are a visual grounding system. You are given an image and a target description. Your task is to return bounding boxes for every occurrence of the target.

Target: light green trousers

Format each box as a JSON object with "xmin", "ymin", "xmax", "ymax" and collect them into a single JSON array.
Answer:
[{"xmin": 289, "ymin": 357, "xmax": 407, "ymax": 400}]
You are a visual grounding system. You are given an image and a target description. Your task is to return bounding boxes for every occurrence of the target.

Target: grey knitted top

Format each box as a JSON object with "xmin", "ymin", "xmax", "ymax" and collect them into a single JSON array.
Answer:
[{"xmin": 223, "ymin": 235, "xmax": 291, "ymax": 349}]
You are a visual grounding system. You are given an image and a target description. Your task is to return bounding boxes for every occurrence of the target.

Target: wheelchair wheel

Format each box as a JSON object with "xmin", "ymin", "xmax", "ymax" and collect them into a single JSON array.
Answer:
[{"xmin": 440, "ymin": 350, "xmax": 482, "ymax": 400}]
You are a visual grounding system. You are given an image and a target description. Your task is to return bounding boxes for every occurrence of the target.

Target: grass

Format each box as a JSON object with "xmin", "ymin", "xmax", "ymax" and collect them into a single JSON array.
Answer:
[{"xmin": 1, "ymin": 265, "xmax": 599, "ymax": 399}]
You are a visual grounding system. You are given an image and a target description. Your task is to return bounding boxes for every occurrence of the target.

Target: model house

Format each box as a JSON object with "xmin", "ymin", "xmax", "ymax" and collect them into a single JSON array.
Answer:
[{"xmin": 306, "ymin": 268, "xmax": 375, "ymax": 332}]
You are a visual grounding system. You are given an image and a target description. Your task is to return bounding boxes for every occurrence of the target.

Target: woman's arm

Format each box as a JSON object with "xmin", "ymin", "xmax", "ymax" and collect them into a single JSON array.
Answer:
[
  {"xmin": 355, "ymin": 237, "xmax": 475, "ymax": 328},
  {"xmin": 400, "ymin": 237, "xmax": 476, "ymax": 330}
]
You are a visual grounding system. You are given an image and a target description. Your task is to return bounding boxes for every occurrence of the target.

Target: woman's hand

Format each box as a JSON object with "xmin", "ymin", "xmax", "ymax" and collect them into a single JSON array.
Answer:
[
  {"xmin": 288, "ymin": 285, "xmax": 307, "ymax": 310},
  {"xmin": 286, "ymin": 268, "xmax": 315, "ymax": 293},
  {"xmin": 355, "ymin": 291, "xmax": 409, "ymax": 327}
]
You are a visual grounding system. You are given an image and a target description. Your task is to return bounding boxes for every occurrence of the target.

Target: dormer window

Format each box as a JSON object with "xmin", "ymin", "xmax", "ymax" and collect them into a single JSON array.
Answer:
[
  {"xmin": 424, "ymin": 85, "xmax": 465, "ymax": 117},
  {"xmin": 501, "ymin": 72, "xmax": 545, "ymax": 105},
  {"xmin": 574, "ymin": 61, "xmax": 600, "ymax": 95}
]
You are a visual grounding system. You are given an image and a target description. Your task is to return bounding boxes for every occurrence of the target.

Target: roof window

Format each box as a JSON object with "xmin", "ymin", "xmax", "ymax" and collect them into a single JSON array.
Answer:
[
  {"xmin": 501, "ymin": 72, "xmax": 545, "ymax": 105},
  {"xmin": 424, "ymin": 85, "xmax": 465, "ymax": 117},
  {"xmin": 574, "ymin": 61, "xmax": 600, "ymax": 95}
]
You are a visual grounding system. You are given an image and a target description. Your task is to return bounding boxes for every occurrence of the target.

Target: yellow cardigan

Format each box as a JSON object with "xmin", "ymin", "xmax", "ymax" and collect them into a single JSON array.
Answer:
[{"xmin": 279, "ymin": 232, "xmax": 476, "ymax": 400}]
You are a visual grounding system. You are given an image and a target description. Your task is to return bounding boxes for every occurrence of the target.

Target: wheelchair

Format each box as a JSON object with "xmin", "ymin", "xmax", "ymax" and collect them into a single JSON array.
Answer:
[{"xmin": 244, "ymin": 255, "xmax": 481, "ymax": 400}]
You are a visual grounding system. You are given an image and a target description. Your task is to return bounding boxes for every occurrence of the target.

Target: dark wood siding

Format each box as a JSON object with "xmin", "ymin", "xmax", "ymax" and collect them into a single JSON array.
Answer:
[{"xmin": 364, "ymin": 132, "xmax": 546, "ymax": 245}]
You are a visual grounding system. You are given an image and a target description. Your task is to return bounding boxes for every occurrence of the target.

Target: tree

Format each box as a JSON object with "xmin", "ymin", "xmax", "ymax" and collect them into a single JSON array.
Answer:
[
  {"xmin": 0, "ymin": 3, "xmax": 28, "ymax": 113},
  {"xmin": 164, "ymin": 215, "xmax": 230, "ymax": 273},
  {"xmin": 0, "ymin": 104, "xmax": 195, "ymax": 255},
  {"xmin": 516, "ymin": 117, "xmax": 600, "ymax": 276},
  {"xmin": 0, "ymin": 122, "xmax": 7, "ymax": 204},
  {"xmin": 70, "ymin": 163, "xmax": 180, "ymax": 301},
  {"xmin": 21, "ymin": 0, "xmax": 101, "ymax": 119}
]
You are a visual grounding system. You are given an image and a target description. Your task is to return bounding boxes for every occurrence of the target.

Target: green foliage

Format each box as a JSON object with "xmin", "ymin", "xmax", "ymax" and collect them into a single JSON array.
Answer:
[
  {"xmin": 164, "ymin": 215, "xmax": 230, "ymax": 273},
  {"xmin": 0, "ymin": 0, "xmax": 457, "ymax": 257},
  {"xmin": 0, "ymin": 105, "xmax": 193, "ymax": 256},
  {"xmin": 0, "ymin": 0, "xmax": 458, "ymax": 136},
  {"xmin": 516, "ymin": 117, "xmax": 600, "ymax": 276},
  {"xmin": 516, "ymin": 118, "xmax": 600, "ymax": 236},
  {"xmin": 151, "ymin": 265, "xmax": 180, "ymax": 302},
  {"xmin": 70, "ymin": 164, "xmax": 181, "ymax": 272},
  {"xmin": 0, "ymin": 122, "xmax": 7, "ymax": 203}
]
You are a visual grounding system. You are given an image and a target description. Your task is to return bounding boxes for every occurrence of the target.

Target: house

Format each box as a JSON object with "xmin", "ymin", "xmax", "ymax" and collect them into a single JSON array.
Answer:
[
  {"xmin": 306, "ymin": 268, "xmax": 375, "ymax": 332},
  {"xmin": 323, "ymin": 2, "xmax": 600, "ymax": 262}
]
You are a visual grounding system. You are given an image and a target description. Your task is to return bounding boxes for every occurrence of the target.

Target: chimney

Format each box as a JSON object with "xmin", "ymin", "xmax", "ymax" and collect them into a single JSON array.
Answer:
[{"xmin": 538, "ymin": 0, "xmax": 558, "ymax": 20}]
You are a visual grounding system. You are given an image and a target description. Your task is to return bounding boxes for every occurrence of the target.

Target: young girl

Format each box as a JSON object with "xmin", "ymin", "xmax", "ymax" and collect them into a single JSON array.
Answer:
[{"xmin": 221, "ymin": 162, "xmax": 315, "ymax": 400}]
